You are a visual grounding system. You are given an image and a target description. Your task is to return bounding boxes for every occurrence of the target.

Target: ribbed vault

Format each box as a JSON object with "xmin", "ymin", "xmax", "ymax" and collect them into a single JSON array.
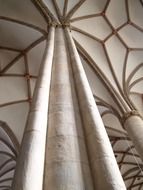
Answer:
[{"xmin": 0, "ymin": 0, "xmax": 143, "ymax": 189}]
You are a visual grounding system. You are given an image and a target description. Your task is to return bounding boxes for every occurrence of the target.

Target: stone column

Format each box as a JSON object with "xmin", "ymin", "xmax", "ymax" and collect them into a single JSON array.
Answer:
[
  {"xmin": 44, "ymin": 27, "xmax": 94, "ymax": 190},
  {"xmin": 65, "ymin": 27, "xmax": 126, "ymax": 190},
  {"xmin": 12, "ymin": 26, "xmax": 55, "ymax": 190},
  {"xmin": 123, "ymin": 111, "xmax": 143, "ymax": 161}
]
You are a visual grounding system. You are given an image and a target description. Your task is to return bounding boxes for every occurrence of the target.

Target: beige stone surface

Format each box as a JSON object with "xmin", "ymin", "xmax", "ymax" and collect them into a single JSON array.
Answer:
[
  {"xmin": 12, "ymin": 26, "xmax": 55, "ymax": 190},
  {"xmin": 124, "ymin": 115, "xmax": 143, "ymax": 161},
  {"xmin": 44, "ymin": 27, "xmax": 94, "ymax": 190},
  {"xmin": 45, "ymin": 162, "xmax": 93, "ymax": 190},
  {"xmin": 65, "ymin": 27, "xmax": 126, "ymax": 190}
]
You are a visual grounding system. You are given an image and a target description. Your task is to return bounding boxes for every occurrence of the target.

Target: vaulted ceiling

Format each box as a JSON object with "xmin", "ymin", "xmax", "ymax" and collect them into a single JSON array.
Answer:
[{"xmin": 0, "ymin": 0, "xmax": 143, "ymax": 189}]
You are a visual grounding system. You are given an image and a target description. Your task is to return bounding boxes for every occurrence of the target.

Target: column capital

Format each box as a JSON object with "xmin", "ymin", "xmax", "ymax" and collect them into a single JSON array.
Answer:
[
  {"xmin": 48, "ymin": 21, "xmax": 58, "ymax": 27},
  {"xmin": 122, "ymin": 110, "xmax": 143, "ymax": 127},
  {"xmin": 61, "ymin": 22, "xmax": 70, "ymax": 28},
  {"xmin": 48, "ymin": 22, "xmax": 70, "ymax": 28}
]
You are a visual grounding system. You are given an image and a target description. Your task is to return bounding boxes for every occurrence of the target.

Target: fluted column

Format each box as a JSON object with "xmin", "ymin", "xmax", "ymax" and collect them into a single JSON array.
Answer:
[
  {"xmin": 12, "ymin": 26, "xmax": 55, "ymax": 190},
  {"xmin": 65, "ymin": 27, "xmax": 126, "ymax": 190},
  {"xmin": 123, "ymin": 111, "xmax": 143, "ymax": 161},
  {"xmin": 44, "ymin": 27, "xmax": 94, "ymax": 190}
]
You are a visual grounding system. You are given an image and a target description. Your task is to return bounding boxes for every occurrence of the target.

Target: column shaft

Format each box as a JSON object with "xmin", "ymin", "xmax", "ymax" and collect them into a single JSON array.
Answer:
[
  {"xmin": 12, "ymin": 26, "xmax": 55, "ymax": 190},
  {"xmin": 124, "ymin": 115, "xmax": 143, "ymax": 161},
  {"xmin": 44, "ymin": 27, "xmax": 94, "ymax": 190},
  {"xmin": 65, "ymin": 27, "xmax": 126, "ymax": 190}
]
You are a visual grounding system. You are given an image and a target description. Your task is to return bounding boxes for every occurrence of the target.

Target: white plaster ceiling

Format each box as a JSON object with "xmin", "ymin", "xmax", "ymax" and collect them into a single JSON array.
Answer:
[{"xmin": 0, "ymin": 0, "xmax": 143, "ymax": 189}]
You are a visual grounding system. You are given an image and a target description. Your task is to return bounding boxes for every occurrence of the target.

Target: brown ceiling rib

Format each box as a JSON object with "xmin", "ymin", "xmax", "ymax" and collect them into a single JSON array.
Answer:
[
  {"xmin": 95, "ymin": 95, "xmax": 122, "ymax": 119},
  {"xmin": 76, "ymin": 40, "xmax": 127, "ymax": 113},
  {"xmin": 31, "ymin": 0, "xmax": 53, "ymax": 23},
  {"xmin": 0, "ymin": 74, "xmax": 37, "ymax": 79},
  {"xmin": 63, "ymin": 0, "xmax": 68, "ymax": 17},
  {"xmin": 0, "ymin": 46, "xmax": 21, "ymax": 52},
  {"xmin": 66, "ymin": 0, "xmax": 86, "ymax": 21},
  {"xmin": 140, "ymin": 0, "xmax": 143, "ymax": 7},
  {"xmin": 0, "ymin": 100, "xmax": 28, "ymax": 108},
  {"xmin": 70, "ymin": 13, "xmax": 101, "ymax": 22},
  {"xmin": 0, "ymin": 121, "xmax": 19, "ymax": 189},
  {"xmin": 70, "ymin": 1, "xmax": 143, "ymax": 115},
  {"xmin": 52, "ymin": 0, "xmax": 62, "ymax": 22},
  {"xmin": 0, "ymin": 16, "xmax": 47, "ymax": 35},
  {"xmin": 71, "ymin": 26, "xmax": 102, "ymax": 42},
  {"xmin": 0, "ymin": 36, "xmax": 46, "ymax": 74}
]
